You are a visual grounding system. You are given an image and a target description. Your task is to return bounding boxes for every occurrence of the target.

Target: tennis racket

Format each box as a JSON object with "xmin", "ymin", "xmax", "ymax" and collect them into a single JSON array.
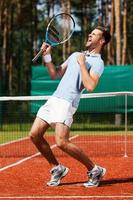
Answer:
[{"xmin": 32, "ymin": 13, "xmax": 75, "ymax": 62}]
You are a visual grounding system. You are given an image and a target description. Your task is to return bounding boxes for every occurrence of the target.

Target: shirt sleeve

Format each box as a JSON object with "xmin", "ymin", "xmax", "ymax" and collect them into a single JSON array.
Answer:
[
  {"xmin": 91, "ymin": 59, "xmax": 104, "ymax": 77},
  {"xmin": 60, "ymin": 58, "xmax": 69, "ymax": 70}
]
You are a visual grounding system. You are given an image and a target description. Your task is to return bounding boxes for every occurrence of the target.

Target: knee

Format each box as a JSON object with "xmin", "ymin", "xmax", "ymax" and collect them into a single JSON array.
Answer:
[
  {"xmin": 56, "ymin": 139, "xmax": 68, "ymax": 150},
  {"xmin": 29, "ymin": 130, "xmax": 41, "ymax": 144}
]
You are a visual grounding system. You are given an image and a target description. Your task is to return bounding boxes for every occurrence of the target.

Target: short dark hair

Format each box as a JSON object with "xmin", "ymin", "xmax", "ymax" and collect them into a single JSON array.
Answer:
[{"xmin": 95, "ymin": 25, "xmax": 111, "ymax": 45}]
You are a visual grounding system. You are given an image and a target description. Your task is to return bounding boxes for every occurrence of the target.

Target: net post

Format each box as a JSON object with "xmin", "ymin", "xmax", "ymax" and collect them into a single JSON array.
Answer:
[{"xmin": 124, "ymin": 93, "xmax": 128, "ymax": 158}]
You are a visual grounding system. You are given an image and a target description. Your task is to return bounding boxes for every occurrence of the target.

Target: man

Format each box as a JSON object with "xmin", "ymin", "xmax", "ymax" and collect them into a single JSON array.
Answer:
[{"xmin": 30, "ymin": 25, "xmax": 111, "ymax": 187}]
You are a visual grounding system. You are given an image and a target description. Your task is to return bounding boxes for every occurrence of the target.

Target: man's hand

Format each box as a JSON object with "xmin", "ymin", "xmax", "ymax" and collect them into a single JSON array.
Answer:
[
  {"xmin": 41, "ymin": 42, "xmax": 52, "ymax": 56},
  {"xmin": 77, "ymin": 53, "xmax": 99, "ymax": 92},
  {"xmin": 77, "ymin": 53, "xmax": 86, "ymax": 67}
]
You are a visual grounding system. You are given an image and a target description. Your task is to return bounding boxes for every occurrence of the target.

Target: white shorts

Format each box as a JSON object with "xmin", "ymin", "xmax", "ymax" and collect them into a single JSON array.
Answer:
[{"xmin": 37, "ymin": 96, "xmax": 77, "ymax": 128}]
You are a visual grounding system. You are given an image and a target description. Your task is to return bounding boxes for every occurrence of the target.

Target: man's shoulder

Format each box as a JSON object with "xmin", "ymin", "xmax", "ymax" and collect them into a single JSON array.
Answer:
[
  {"xmin": 69, "ymin": 51, "xmax": 81, "ymax": 57},
  {"xmin": 92, "ymin": 55, "xmax": 104, "ymax": 66},
  {"xmin": 67, "ymin": 52, "xmax": 81, "ymax": 62}
]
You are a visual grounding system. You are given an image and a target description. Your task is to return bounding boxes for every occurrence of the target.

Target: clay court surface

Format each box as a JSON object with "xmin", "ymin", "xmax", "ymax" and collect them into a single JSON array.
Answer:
[{"xmin": 0, "ymin": 134, "xmax": 133, "ymax": 200}]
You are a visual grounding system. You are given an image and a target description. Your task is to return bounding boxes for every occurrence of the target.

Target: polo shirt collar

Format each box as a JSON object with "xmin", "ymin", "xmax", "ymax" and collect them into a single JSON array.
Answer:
[{"xmin": 84, "ymin": 51, "xmax": 101, "ymax": 57}]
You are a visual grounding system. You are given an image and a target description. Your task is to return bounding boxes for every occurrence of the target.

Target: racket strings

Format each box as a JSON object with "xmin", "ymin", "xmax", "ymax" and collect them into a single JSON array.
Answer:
[
  {"xmin": 50, "ymin": 25, "xmax": 60, "ymax": 35},
  {"xmin": 48, "ymin": 26, "xmax": 72, "ymax": 43},
  {"xmin": 32, "ymin": 13, "xmax": 75, "ymax": 62},
  {"xmin": 47, "ymin": 15, "xmax": 75, "ymax": 44},
  {"xmin": 48, "ymin": 27, "xmax": 61, "ymax": 42}
]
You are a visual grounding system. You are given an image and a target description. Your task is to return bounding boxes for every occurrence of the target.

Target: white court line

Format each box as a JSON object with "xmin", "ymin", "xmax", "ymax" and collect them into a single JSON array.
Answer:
[
  {"xmin": 0, "ymin": 195, "xmax": 133, "ymax": 199},
  {"xmin": 0, "ymin": 136, "xmax": 29, "ymax": 146},
  {"xmin": 0, "ymin": 134, "xmax": 79, "ymax": 172},
  {"xmin": 74, "ymin": 140, "xmax": 133, "ymax": 143}
]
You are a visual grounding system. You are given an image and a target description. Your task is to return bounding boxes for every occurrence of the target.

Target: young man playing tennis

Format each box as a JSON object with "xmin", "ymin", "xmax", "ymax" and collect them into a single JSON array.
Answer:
[{"xmin": 30, "ymin": 25, "xmax": 111, "ymax": 187}]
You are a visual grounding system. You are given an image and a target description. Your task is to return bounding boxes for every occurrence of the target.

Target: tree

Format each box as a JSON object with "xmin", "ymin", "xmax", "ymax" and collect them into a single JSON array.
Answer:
[
  {"xmin": 1, "ymin": 0, "xmax": 8, "ymax": 95},
  {"xmin": 127, "ymin": 0, "xmax": 133, "ymax": 64},
  {"xmin": 114, "ymin": 0, "xmax": 121, "ymax": 65},
  {"xmin": 0, "ymin": 0, "xmax": 132, "ymax": 97},
  {"xmin": 122, "ymin": 0, "xmax": 127, "ymax": 65},
  {"xmin": 107, "ymin": 0, "xmax": 115, "ymax": 64},
  {"xmin": 114, "ymin": 0, "xmax": 121, "ymax": 125}
]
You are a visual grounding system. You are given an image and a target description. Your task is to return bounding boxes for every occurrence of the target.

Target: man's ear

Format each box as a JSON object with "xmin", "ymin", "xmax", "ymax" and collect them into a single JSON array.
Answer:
[{"xmin": 100, "ymin": 38, "xmax": 105, "ymax": 45}]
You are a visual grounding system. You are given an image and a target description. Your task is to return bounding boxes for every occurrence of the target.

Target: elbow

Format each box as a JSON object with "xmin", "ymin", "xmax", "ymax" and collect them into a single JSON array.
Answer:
[
  {"xmin": 84, "ymin": 83, "xmax": 96, "ymax": 92},
  {"xmin": 51, "ymin": 76, "xmax": 56, "ymax": 80},
  {"xmin": 86, "ymin": 86, "xmax": 94, "ymax": 93},
  {"xmin": 83, "ymin": 80, "xmax": 97, "ymax": 92},
  {"xmin": 51, "ymin": 72, "xmax": 61, "ymax": 80},
  {"xmin": 50, "ymin": 74, "xmax": 57, "ymax": 80}
]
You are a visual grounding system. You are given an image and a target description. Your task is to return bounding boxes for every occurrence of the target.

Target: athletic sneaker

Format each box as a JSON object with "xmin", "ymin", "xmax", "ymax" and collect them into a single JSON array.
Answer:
[
  {"xmin": 83, "ymin": 165, "xmax": 106, "ymax": 187},
  {"xmin": 47, "ymin": 164, "xmax": 69, "ymax": 187}
]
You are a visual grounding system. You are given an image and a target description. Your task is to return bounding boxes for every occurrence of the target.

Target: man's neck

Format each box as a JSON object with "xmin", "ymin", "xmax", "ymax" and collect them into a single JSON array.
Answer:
[
  {"xmin": 87, "ymin": 45, "xmax": 102, "ymax": 54},
  {"xmin": 86, "ymin": 49, "xmax": 101, "ymax": 55}
]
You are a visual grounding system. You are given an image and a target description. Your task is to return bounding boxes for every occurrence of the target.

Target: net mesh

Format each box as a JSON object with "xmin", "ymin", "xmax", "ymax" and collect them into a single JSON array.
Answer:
[{"xmin": 0, "ymin": 92, "xmax": 133, "ymax": 158}]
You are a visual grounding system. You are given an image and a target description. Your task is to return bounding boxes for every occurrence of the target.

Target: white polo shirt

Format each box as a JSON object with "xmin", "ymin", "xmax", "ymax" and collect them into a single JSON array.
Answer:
[{"xmin": 53, "ymin": 52, "xmax": 104, "ymax": 108}]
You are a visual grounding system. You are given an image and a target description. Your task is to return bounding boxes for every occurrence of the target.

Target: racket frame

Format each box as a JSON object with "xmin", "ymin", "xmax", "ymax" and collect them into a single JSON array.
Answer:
[{"xmin": 32, "ymin": 13, "xmax": 75, "ymax": 62}]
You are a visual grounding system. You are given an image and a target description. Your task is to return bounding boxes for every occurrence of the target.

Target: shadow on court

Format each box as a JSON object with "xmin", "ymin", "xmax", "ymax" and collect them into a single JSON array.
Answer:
[
  {"xmin": 100, "ymin": 177, "xmax": 133, "ymax": 187},
  {"xmin": 59, "ymin": 177, "xmax": 133, "ymax": 187},
  {"xmin": 60, "ymin": 181, "xmax": 85, "ymax": 186}
]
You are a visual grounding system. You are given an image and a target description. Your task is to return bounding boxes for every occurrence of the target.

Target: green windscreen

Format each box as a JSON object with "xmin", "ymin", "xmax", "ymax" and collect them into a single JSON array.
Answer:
[{"xmin": 31, "ymin": 65, "xmax": 133, "ymax": 113}]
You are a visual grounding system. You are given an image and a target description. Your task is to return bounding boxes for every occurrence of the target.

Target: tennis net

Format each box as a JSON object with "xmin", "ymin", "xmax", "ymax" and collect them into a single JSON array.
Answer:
[{"xmin": 0, "ymin": 92, "xmax": 133, "ymax": 158}]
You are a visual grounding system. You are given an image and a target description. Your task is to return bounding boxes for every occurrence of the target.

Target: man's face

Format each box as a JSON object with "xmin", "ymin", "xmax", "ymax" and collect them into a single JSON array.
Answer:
[{"xmin": 86, "ymin": 29, "xmax": 104, "ymax": 49}]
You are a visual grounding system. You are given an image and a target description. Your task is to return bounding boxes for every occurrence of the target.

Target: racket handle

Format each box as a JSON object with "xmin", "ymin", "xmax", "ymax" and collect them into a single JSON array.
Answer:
[{"xmin": 32, "ymin": 49, "xmax": 43, "ymax": 62}]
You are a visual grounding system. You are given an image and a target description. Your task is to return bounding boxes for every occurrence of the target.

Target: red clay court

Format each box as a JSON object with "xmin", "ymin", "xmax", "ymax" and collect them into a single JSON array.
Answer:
[{"xmin": 0, "ymin": 134, "xmax": 133, "ymax": 200}]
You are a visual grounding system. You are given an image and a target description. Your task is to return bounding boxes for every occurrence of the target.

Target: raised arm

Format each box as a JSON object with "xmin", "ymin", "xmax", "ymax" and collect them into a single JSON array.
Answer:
[
  {"xmin": 41, "ymin": 43, "xmax": 67, "ymax": 79},
  {"xmin": 77, "ymin": 53, "xmax": 99, "ymax": 92}
]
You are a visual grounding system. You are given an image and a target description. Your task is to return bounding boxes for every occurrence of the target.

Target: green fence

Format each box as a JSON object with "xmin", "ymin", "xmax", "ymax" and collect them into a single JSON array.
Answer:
[{"xmin": 31, "ymin": 65, "xmax": 133, "ymax": 113}]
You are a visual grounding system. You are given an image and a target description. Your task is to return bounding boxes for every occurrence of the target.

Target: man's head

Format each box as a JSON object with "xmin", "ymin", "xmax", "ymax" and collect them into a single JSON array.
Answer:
[{"xmin": 86, "ymin": 25, "xmax": 111, "ymax": 52}]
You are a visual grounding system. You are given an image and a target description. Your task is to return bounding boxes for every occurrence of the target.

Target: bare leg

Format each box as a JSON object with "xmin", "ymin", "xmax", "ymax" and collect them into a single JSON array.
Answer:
[
  {"xmin": 55, "ymin": 123, "xmax": 94, "ymax": 171},
  {"xmin": 30, "ymin": 117, "xmax": 59, "ymax": 167}
]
